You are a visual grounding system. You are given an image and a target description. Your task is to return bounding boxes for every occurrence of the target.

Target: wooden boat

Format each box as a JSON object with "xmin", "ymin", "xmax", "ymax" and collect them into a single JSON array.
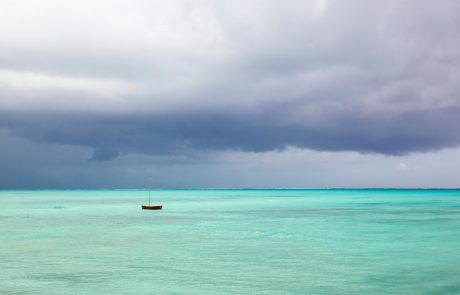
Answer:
[
  {"xmin": 142, "ymin": 204, "xmax": 163, "ymax": 210},
  {"xmin": 141, "ymin": 177, "xmax": 162, "ymax": 210}
]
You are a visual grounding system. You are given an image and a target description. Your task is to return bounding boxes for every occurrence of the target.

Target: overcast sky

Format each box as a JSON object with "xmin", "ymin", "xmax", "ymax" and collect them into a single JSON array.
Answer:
[{"xmin": 1, "ymin": 0, "xmax": 460, "ymax": 188}]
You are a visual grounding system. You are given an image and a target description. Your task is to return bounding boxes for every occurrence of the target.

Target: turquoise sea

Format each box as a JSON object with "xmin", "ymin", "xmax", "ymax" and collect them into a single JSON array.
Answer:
[{"xmin": 1, "ymin": 189, "xmax": 460, "ymax": 294}]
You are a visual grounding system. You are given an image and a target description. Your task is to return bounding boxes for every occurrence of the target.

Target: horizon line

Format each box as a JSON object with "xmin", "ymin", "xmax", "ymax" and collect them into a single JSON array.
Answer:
[{"xmin": 1, "ymin": 187, "xmax": 460, "ymax": 191}]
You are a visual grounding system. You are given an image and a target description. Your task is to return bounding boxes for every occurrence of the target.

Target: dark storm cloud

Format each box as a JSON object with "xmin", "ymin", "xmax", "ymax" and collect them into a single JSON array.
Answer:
[
  {"xmin": 1, "ymin": 0, "xmax": 460, "ymax": 162},
  {"xmin": 2, "ymin": 104, "xmax": 460, "ymax": 162}
]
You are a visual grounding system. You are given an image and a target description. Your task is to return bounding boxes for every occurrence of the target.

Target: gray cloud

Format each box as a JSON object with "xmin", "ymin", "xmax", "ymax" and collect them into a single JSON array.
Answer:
[
  {"xmin": 2, "ymin": 104, "xmax": 460, "ymax": 162},
  {"xmin": 1, "ymin": 0, "xmax": 460, "ymax": 187}
]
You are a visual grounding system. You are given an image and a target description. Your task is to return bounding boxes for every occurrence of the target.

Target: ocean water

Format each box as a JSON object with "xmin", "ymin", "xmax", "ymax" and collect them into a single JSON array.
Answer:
[{"xmin": 1, "ymin": 189, "xmax": 460, "ymax": 294}]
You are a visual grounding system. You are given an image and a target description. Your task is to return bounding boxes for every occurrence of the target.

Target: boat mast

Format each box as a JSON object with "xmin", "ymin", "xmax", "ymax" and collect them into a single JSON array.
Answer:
[{"xmin": 148, "ymin": 176, "xmax": 152, "ymax": 206}]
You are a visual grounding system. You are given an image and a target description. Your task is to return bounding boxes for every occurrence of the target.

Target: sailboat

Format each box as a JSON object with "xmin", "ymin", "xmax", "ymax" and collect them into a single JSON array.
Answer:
[{"xmin": 141, "ymin": 177, "xmax": 163, "ymax": 210}]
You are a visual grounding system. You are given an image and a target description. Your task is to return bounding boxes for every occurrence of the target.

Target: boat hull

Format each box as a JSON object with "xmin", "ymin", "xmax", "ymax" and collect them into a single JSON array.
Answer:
[{"xmin": 142, "ymin": 205, "xmax": 163, "ymax": 210}]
